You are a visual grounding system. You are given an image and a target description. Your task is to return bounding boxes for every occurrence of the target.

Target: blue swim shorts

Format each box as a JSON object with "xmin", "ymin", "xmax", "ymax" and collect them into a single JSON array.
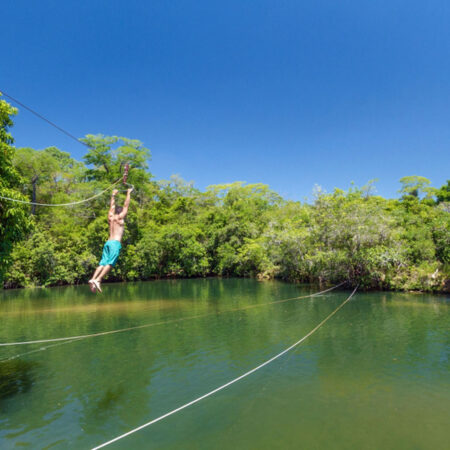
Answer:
[{"xmin": 99, "ymin": 240, "xmax": 122, "ymax": 267}]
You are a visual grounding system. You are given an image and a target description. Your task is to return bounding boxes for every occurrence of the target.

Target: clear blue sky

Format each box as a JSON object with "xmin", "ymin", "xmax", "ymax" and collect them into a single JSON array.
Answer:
[{"xmin": 2, "ymin": 0, "xmax": 449, "ymax": 200}]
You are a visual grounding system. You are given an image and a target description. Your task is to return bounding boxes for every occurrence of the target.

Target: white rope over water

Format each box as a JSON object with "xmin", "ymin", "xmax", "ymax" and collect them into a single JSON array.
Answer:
[
  {"xmin": 0, "ymin": 283, "xmax": 345, "ymax": 348},
  {"xmin": 0, "ymin": 179, "xmax": 124, "ymax": 207},
  {"xmin": 92, "ymin": 286, "xmax": 357, "ymax": 450}
]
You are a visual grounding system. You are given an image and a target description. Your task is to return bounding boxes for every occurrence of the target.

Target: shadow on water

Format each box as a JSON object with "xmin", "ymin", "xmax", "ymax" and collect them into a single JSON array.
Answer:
[
  {"xmin": 0, "ymin": 359, "xmax": 38, "ymax": 403},
  {"xmin": 95, "ymin": 385, "xmax": 125, "ymax": 413}
]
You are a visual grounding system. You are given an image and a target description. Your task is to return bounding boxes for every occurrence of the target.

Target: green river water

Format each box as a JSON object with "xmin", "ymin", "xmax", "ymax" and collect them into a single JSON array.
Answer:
[{"xmin": 0, "ymin": 279, "xmax": 448, "ymax": 449}]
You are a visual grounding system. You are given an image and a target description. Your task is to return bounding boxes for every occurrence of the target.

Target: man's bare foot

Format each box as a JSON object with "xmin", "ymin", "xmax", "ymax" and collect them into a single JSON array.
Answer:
[
  {"xmin": 93, "ymin": 280, "xmax": 102, "ymax": 293},
  {"xmin": 88, "ymin": 280, "xmax": 97, "ymax": 293}
]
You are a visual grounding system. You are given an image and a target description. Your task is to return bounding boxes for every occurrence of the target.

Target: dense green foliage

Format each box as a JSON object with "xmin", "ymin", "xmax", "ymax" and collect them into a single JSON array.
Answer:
[
  {"xmin": 1, "ymin": 99, "xmax": 448, "ymax": 291},
  {"xmin": 0, "ymin": 98, "xmax": 32, "ymax": 283},
  {"xmin": 436, "ymin": 180, "xmax": 450, "ymax": 204}
]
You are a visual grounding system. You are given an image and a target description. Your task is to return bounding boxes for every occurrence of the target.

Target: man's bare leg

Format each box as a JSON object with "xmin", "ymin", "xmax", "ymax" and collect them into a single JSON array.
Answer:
[
  {"xmin": 89, "ymin": 266, "xmax": 104, "ymax": 292},
  {"xmin": 97, "ymin": 265, "xmax": 111, "ymax": 281},
  {"xmin": 93, "ymin": 265, "xmax": 112, "ymax": 292},
  {"xmin": 91, "ymin": 266, "xmax": 103, "ymax": 280}
]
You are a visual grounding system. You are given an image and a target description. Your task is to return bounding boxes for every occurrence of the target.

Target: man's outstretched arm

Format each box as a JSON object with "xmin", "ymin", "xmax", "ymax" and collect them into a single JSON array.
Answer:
[
  {"xmin": 119, "ymin": 188, "xmax": 133, "ymax": 219},
  {"xmin": 109, "ymin": 189, "xmax": 118, "ymax": 220}
]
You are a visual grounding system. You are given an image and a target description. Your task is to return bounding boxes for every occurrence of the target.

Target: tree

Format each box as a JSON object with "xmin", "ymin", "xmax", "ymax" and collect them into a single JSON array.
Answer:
[
  {"xmin": 14, "ymin": 147, "xmax": 86, "ymax": 214},
  {"xmin": 0, "ymin": 95, "xmax": 33, "ymax": 283},
  {"xmin": 13, "ymin": 147, "xmax": 59, "ymax": 214},
  {"xmin": 436, "ymin": 180, "xmax": 450, "ymax": 203},
  {"xmin": 81, "ymin": 134, "xmax": 152, "ymax": 184},
  {"xmin": 399, "ymin": 176, "xmax": 435, "ymax": 199}
]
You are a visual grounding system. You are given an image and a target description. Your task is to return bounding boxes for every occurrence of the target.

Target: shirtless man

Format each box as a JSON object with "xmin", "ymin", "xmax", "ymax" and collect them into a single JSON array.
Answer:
[{"xmin": 89, "ymin": 187, "xmax": 133, "ymax": 293}]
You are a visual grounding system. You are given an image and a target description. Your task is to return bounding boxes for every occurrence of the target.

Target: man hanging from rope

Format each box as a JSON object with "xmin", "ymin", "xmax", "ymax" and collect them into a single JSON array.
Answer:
[{"xmin": 89, "ymin": 187, "xmax": 133, "ymax": 293}]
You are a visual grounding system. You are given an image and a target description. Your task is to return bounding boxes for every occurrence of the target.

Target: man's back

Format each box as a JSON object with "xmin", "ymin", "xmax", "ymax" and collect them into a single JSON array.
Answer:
[
  {"xmin": 107, "ymin": 188, "xmax": 132, "ymax": 242},
  {"xmin": 109, "ymin": 214, "xmax": 125, "ymax": 241}
]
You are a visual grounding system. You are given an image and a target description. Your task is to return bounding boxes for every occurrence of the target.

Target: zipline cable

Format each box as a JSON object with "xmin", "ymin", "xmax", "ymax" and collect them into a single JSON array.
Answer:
[
  {"xmin": 92, "ymin": 286, "xmax": 358, "ymax": 450},
  {"xmin": 0, "ymin": 282, "xmax": 345, "ymax": 349},
  {"xmin": 0, "ymin": 90, "xmax": 91, "ymax": 148},
  {"xmin": 0, "ymin": 338, "xmax": 82, "ymax": 364},
  {"xmin": 0, "ymin": 92, "xmax": 135, "ymax": 204},
  {"xmin": 0, "ymin": 178, "xmax": 124, "ymax": 207}
]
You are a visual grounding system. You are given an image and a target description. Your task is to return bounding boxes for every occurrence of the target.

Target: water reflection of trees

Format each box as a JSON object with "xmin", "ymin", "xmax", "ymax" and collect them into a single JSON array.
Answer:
[
  {"xmin": 1, "ymin": 279, "xmax": 316, "ymax": 446},
  {"xmin": 312, "ymin": 292, "xmax": 449, "ymax": 395},
  {"xmin": 0, "ymin": 279, "xmax": 308, "ymax": 354},
  {"xmin": 0, "ymin": 359, "xmax": 38, "ymax": 405},
  {"xmin": 2, "ymin": 282, "xmax": 447, "ymax": 448}
]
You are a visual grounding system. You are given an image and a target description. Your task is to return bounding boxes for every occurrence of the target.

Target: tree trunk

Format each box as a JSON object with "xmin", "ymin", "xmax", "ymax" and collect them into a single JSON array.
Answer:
[{"xmin": 31, "ymin": 175, "xmax": 38, "ymax": 215}]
